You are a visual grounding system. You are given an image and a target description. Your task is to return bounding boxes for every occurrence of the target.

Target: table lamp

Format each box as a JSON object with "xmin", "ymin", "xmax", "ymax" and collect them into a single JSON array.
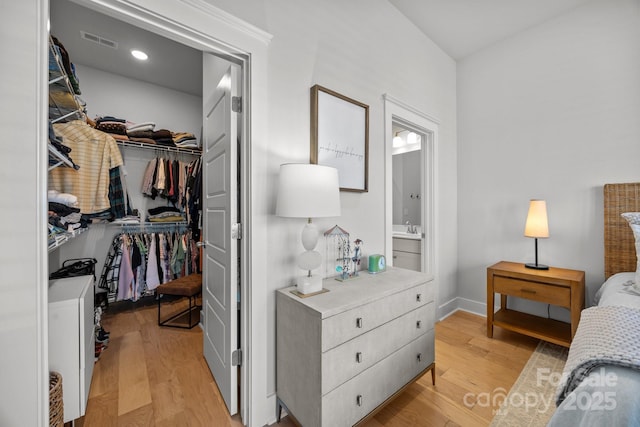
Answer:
[
  {"xmin": 524, "ymin": 199, "xmax": 549, "ymax": 270},
  {"xmin": 276, "ymin": 163, "xmax": 341, "ymax": 294}
]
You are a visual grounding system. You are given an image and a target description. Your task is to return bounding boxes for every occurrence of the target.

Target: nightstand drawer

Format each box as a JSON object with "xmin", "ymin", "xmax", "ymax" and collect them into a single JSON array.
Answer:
[{"xmin": 494, "ymin": 276, "xmax": 570, "ymax": 307}]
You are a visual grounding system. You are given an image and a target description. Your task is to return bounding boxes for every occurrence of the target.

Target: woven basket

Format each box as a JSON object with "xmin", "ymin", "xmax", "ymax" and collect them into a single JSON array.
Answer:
[{"xmin": 49, "ymin": 371, "xmax": 64, "ymax": 427}]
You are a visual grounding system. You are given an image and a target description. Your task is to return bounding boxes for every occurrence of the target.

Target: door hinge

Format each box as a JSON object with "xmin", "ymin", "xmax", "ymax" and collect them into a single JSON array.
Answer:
[
  {"xmin": 232, "ymin": 349, "xmax": 242, "ymax": 366},
  {"xmin": 231, "ymin": 223, "xmax": 242, "ymax": 240},
  {"xmin": 232, "ymin": 96, "xmax": 242, "ymax": 113}
]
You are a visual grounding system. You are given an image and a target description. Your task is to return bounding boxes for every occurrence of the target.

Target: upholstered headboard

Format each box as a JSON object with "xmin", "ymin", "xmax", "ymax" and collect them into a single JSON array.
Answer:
[{"xmin": 604, "ymin": 182, "xmax": 640, "ymax": 278}]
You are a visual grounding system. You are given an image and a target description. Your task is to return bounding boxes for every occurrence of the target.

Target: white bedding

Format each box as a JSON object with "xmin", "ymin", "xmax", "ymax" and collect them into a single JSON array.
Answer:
[
  {"xmin": 594, "ymin": 272, "xmax": 640, "ymax": 308},
  {"xmin": 549, "ymin": 278, "xmax": 640, "ymax": 426}
]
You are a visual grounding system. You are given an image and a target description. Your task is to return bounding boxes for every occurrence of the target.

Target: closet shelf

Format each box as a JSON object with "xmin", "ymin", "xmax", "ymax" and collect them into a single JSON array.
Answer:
[
  {"xmin": 113, "ymin": 221, "xmax": 189, "ymax": 232},
  {"xmin": 48, "ymin": 143, "xmax": 77, "ymax": 171},
  {"xmin": 116, "ymin": 140, "xmax": 201, "ymax": 156},
  {"xmin": 49, "ymin": 34, "xmax": 84, "ymax": 172},
  {"xmin": 48, "ymin": 227, "xmax": 87, "ymax": 253},
  {"xmin": 49, "ymin": 35, "xmax": 85, "ymax": 124}
]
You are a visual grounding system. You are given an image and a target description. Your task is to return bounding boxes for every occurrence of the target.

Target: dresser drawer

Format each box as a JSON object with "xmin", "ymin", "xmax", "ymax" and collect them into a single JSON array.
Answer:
[
  {"xmin": 322, "ymin": 282, "xmax": 431, "ymax": 351},
  {"xmin": 321, "ymin": 331, "xmax": 435, "ymax": 427},
  {"xmin": 494, "ymin": 276, "xmax": 570, "ymax": 308},
  {"xmin": 322, "ymin": 303, "xmax": 433, "ymax": 394}
]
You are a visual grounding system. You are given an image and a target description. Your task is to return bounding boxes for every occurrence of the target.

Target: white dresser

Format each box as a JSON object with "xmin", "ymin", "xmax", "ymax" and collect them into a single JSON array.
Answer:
[
  {"xmin": 276, "ymin": 267, "xmax": 435, "ymax": 427},
  {"xmin": 48, "ymin": 275, "xmax": 95, "ymax": 423}
]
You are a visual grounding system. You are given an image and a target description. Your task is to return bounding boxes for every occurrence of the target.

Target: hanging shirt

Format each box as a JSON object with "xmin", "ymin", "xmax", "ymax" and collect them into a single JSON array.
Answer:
[
  {"xmin": 141, "ymin": 158, "xmax": 157, "ymax": 197},
  {"xmin": 49, "ymin": 120, "xmax": 124, "ymax": 214},
  {"xmin": 155, "ymin": 158, "xmax": 166, "ymax": 195}
]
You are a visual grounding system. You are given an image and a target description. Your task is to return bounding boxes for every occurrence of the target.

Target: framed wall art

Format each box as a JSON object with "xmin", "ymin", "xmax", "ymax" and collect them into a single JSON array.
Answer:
[{"xmin": 310, "ymin": 84, "xmax": 369, "ymax": 192}]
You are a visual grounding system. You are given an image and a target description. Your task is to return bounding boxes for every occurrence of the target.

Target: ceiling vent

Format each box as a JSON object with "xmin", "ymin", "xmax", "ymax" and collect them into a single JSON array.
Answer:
[{"xmin": 80, "ymin": 31, "xmax": 118, "ymax": 49}]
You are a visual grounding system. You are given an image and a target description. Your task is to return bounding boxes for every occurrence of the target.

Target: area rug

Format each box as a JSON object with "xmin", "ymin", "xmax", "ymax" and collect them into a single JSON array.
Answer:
[{"xmin": 490, "ymin": 341, "xmax": 569, "ymax": 427}]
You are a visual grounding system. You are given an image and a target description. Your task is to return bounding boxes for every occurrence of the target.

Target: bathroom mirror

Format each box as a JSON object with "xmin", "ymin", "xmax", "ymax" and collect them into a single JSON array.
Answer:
[{"xmin": 392, "ymin": 124, "xmax": 422, "ymax": 231}]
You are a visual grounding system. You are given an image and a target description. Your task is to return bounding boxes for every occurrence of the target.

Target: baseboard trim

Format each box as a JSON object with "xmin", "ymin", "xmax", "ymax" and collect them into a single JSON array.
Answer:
[{"xmin": 438, "ymin": 297, "xmax": 487, "ymax": 321}]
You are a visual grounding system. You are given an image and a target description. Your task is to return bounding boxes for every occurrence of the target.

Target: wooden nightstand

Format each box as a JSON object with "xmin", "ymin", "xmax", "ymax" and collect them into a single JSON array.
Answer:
[{"xmin": 487, "ymin": 261, "xmax": 585, "ymax": 347}]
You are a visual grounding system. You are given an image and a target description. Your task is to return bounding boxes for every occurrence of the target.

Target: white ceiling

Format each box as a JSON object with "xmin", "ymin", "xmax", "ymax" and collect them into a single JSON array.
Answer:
[
  {"xmin": 50, "ymin": 0, "xmax": 594, "ymax": 96},
  {"xmin": 50, "ymin": 0, "xmax": 202, "ymax": 96},
  {"xmin": 388, "ymin": 0, "xmax": 593, "ymax": 59}
]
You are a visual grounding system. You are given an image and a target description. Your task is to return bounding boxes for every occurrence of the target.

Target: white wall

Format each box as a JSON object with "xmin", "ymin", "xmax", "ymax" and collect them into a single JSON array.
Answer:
[
  {"xmin": 256, "ymin": 0, "xmax": 457, "ymax": 402},
  {"xmin": 457, "ymin": 0, "xmax": 640, "ymax": 317},
  {"xmin": 0, "ymin": 2, "xmax": 49, "ymax": 426}
]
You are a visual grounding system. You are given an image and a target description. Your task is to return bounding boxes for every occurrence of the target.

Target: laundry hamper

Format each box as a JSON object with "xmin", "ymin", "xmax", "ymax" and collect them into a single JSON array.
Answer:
[{"xmin": 49, "ymin": 371, "xmax": 63, "ymax": 427}]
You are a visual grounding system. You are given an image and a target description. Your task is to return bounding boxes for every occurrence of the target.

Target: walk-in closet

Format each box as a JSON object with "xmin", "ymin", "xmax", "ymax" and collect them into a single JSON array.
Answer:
[{"xmin": 46, "ymin": 1, "xmax": 239, "ymax": 424}]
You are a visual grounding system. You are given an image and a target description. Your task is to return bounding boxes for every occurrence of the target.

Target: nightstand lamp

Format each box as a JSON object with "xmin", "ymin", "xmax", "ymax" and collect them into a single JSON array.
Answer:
[
  {"xmin": 276, "ymin": 164, "xmax": 341, "ymax": 294},
  {"xmin": 524, "ymin": 199, "xmax": 549, "ymax": 270}
]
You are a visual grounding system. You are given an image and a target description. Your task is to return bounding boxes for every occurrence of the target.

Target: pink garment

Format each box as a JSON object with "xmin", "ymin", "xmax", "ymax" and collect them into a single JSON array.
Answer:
[
  {"xmin": 117, "ymin": 237, "xmax": 134, "ymax": 301},
  {"xmin": 145, "ymin": 234, "xmax": 160, "ymax": 290}
]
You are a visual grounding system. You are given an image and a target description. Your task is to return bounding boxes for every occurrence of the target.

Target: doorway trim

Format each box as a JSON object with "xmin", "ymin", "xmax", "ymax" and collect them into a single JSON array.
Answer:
[
  {"xmin": 383, "ymin": 94, "xmax": 439, "ymax": 283},
  {"xmin": 43, "ymin": 1, "xmax": 272, "ymax": 425}
]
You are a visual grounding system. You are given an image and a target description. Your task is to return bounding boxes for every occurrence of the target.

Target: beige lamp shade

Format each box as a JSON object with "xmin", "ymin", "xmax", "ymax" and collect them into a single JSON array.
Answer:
[{"xmin": 524, "ymin": 199, "xmax": 549, "ymax": 238}]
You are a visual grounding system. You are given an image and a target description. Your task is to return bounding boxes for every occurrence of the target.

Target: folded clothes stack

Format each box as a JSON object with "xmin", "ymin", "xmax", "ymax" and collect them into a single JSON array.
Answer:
[
  {"xmin": 173, "ymin": 132, "xmax": 199, "ymax": 148},
  {"xmin": 48, "ymin": 189, "xmax": 79, "ymax": 208},
  {"xmin": 48, "ymin": 198, "xmax": 88, "ymax": 246},
  {"xmin": 95, "ymin": 116, "xmax": 128, "ymax": 140},
  {"xmin": 91, "ymin": 115, "xmax": 201, "ymax": 151},
  {"xmin": 152, "ymin": 129, "xmax": 175, "ymax": 147},
  {"xmin": 127, "ymin": 121, "xmax": 155, "ymax": 133},
  {"xmin": 147, "ymin": 205, "xmax": 185, "ymax": 222},
  {"xmin": 127, "ymin": 129, "xmax": 156, "ymax": 145}
]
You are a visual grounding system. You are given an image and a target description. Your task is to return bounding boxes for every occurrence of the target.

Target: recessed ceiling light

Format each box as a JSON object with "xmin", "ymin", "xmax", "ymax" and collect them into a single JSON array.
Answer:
[{"xmin": 131, "ymin": 49, "xmax": 148, "ymax": 61}]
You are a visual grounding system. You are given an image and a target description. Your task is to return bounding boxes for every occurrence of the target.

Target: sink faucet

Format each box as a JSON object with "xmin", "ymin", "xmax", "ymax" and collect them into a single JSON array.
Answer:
[{"xmin": 405, "ymin": 221, "xmax": 417, "ymax": 234}]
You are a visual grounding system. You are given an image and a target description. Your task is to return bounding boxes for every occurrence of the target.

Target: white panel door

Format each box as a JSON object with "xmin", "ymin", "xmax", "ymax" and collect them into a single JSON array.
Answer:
[{"xmin": 202, "ymin": 53, "xmax": 240, "ymax": 415}]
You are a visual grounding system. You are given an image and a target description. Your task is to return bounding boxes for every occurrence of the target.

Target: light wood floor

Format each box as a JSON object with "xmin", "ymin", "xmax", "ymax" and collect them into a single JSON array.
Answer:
[{"xmin": 76, "ymin": 301, "xmax": 538, "ymax": 426}]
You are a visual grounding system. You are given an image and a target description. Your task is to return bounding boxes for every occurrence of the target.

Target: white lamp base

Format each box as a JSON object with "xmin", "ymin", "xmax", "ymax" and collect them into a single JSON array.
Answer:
[{"xmin": 297, "ymin": 274, "xmax": 323, "ymax": 295}]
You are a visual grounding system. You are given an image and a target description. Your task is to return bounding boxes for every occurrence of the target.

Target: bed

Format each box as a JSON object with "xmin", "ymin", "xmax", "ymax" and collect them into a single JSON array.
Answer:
[{"xmin": 548, "ymin": 182, "xmax": 640, "ymax": 426}]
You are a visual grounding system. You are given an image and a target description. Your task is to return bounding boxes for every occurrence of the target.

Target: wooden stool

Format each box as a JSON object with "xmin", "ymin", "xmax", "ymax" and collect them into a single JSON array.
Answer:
[{"xmin": 157, "ymin": 273, "xmax": 202, "ymax": 329}]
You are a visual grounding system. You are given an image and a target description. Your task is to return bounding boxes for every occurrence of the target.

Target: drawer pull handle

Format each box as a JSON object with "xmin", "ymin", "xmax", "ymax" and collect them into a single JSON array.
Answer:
[
  {"xmin": 416, "ymin": 320, "xmax": 422, "ymax": 329},
  {"xmin": 356, "ymin": 352, "xmax": 363, "ymax": 363},
  {"xmin": 416, "ymin": 294, "xmax": 422, "ymax": 302},
  {"xmin": 356, "ymin": 317, "xmax": 363, "ymax": 328},
  {"xmin": 521, "ymin": 288, "xmax": 537, "ymax": 294},
  {"xmin": 417, "ymin": 353, "xmax": 422, "ymax": 362},
  {"xmin": 356, "ymin": 394, "xmax": 363, "ymax": 407}
]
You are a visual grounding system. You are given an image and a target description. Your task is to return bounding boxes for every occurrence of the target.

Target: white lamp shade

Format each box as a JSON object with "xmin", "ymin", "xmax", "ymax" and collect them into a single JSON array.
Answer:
[
  {"xmin": 524, "ymin": 199, "xmax": 549, "ymax": 238},
  {"xmin": 276, "ymin": 164, "xmax": 341, "ymax": 218}
]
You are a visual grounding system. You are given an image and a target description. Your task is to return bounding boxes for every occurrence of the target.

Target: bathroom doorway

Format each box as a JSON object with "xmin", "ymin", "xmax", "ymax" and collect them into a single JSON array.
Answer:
[
  {"xmin": 383, "ymin": 94, "xmax": 438, "ymax": 281},
  {"xmin": 391, "ymin": 123, "xmax": 424, "ymax": 271}
]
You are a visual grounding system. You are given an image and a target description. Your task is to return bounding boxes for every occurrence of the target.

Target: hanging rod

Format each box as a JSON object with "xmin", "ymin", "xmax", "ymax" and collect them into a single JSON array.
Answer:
[{"xmin": 116, "ymin": 140, "xmax": 202, "ymax": 156}]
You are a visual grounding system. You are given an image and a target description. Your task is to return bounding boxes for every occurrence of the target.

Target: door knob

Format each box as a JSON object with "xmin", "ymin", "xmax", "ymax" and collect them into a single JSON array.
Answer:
[{"xmin": 196, "ymin": 241, "xmax": 205, "ymax": 248}]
